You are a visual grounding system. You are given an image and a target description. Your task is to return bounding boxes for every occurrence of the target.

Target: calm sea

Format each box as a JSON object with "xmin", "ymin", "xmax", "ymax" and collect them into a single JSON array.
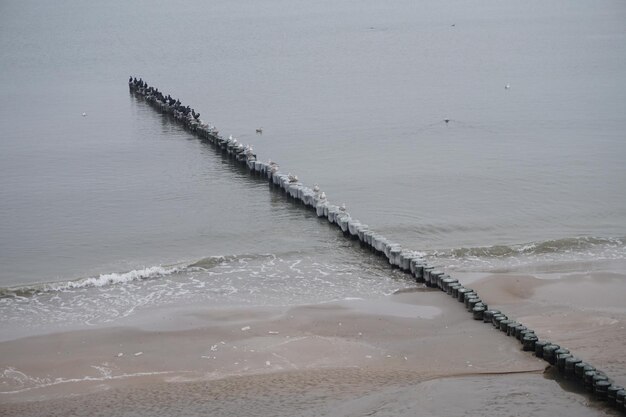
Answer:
[{"xmin": 1, "ymin": 0, "xmax": 625, "ymax": 337}]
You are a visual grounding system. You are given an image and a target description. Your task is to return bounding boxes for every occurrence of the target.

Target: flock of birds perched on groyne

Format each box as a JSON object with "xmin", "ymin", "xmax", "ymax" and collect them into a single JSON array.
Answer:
[{"xmin": 129, "ymin": 77, "xmax": 626, "ymax": 412}]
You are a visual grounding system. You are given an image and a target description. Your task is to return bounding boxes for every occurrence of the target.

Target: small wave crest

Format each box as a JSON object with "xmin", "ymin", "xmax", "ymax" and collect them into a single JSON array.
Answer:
[
  {"xmin": 50, "ymin": 265, "xmax": 183, "ymax": 290},
  {"xmin": 0, "ymin": 253, "xmax": 277, "ymax": 300},
  {"xmin": 446, "ymin": 236, "xmax": 625, "ymax": 258},
  {"xmin": 188, "ymin": 253, "xmax": 275, "ymax": 269},
  {"xmin": 428, "ymin": 235, "xmax": 626, "ymax": 272},
  {"xmin": 0, "ymin": 265, "xmax": 183, "ymax": 299}
]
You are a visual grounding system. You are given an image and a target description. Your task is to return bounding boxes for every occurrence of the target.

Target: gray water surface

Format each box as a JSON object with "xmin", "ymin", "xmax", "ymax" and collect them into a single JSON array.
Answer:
[{"xmin": 1, "ymin": 0, "xmax": 625, "ymax": 305}]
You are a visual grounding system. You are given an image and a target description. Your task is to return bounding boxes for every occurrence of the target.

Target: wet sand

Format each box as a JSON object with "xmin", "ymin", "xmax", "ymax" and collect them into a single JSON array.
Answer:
[
  {"xmin": 1, "ymin": 271, "xmax": 624, "ymax": 416},
  {"xmin": 469, "ymin": 270, "xmax": 626, "ymax": 386}
]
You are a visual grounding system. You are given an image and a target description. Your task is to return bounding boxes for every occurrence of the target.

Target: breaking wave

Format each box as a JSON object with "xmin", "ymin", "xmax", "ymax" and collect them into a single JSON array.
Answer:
[
  {"xmin": 0, "ymin": 255, "xmax": 254, "ymax": 299},
  {"xmin": 426, "ymin": 236, "xmax": 626, "ymax": 272},
  {"xmin": 445, "ymin": 236, "xmax": 625, "ymax": 258}
]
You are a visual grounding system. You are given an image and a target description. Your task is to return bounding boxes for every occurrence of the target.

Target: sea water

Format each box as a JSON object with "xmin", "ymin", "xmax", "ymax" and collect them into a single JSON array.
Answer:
[{"xmin": 1, "ymin": 0, "xmax": 625, "ymax": 338}]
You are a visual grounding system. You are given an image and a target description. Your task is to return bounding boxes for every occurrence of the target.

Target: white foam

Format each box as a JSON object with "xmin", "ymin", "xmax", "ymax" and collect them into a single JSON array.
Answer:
[
  {"xmin": 47, "ymin": 266, "xmax": 182, "ymax": 291},
  {"xmin": 518, "ymin": 243, "xmax": 537, "ymax": 253},
  {"xmin": 0, "ymin": 252, "xmax": 416, "ymax": 336}
]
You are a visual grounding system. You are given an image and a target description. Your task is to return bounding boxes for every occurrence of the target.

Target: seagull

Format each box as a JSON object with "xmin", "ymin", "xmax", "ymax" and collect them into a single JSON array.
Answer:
[
  {"xmin": 505, "ymin": 84, "xmax": 511, "ymax": 90},
  {"xmin": 339, "ymin": 203, "xmax": 347, "ymax": 212},
  {"xmin": 288, "ymin": 173, "xmax": 298, "ymax": 183},
  {"xmin": 82, "ymin": 112, "xmax": 87, "ymax": 117},
  {"xmin": 313, "ymin": 184, "xmax": 320, "ymax": 193},
  {"xmin": 319, "ymin": 192, "xmax": 327, "ymax": 200}
]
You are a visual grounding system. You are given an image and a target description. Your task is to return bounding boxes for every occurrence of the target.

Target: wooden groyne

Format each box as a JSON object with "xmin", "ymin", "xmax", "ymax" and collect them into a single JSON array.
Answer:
[{"xmin": 128, "ymin": 77, "xmax": 625, "ymax": 412}]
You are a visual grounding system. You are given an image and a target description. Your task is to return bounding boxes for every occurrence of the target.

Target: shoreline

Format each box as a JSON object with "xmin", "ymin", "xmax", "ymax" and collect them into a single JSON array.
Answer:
[
  {"xmin": 1, "ymin": 289, "xmax": 543, "ymax": 401},
  {"xmin": 2, "ymin": 269, "xmax": 625, "ymax": 415}
]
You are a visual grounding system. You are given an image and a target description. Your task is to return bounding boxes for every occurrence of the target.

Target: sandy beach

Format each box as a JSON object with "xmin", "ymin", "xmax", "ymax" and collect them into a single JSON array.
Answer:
[{"xmin": 2, "ymin": 269, "xmax": 624, "ymax": 416}]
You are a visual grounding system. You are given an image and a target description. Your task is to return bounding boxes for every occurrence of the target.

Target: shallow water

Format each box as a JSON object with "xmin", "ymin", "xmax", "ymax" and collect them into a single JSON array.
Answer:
[
  {"xmin": 1, "ymin": 0, "xmax": 625, "ymax": 332},
  {"xmin": 0, "ymin": 243, "xmax": 416, "ymax": 341}
]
